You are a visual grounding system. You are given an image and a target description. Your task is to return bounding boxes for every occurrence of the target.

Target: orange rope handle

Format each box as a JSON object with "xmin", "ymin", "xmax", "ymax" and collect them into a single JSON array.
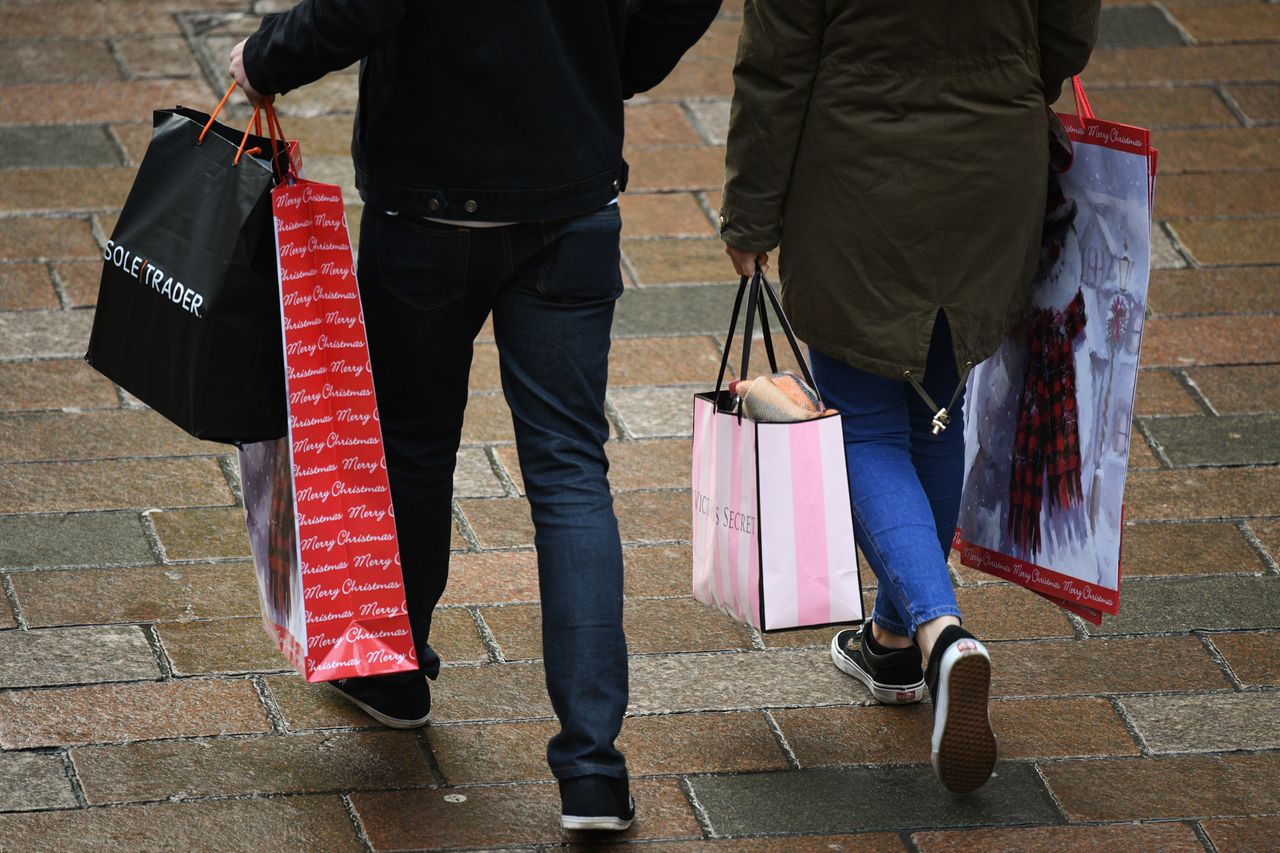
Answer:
[
  {"xmin": 233, "ymin": 104, "xmax": 263, "ymax": 165},
  {"xmin": 1071, "ymin": 76, "xmax": 1094, "ymax": 121},
  {"xmin": 264, "ymin": 100, "xmax": 286, "ymax": 180},
  {"xmin": 198, "ymin": 82, "xmax": 238, "ymax": 145}
]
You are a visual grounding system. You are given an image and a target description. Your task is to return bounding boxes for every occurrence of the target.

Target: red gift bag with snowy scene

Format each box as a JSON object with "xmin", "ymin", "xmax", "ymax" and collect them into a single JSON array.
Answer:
[{"xmin": 954, "ymin": 78, "xmax": 1158, "ymax": 624}]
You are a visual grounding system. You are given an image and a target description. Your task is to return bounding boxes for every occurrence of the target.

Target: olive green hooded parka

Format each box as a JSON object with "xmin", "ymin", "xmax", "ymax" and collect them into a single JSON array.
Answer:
[{"xmin": 720, "ymin": 0, "xmax": 1100, "ymax": 384}]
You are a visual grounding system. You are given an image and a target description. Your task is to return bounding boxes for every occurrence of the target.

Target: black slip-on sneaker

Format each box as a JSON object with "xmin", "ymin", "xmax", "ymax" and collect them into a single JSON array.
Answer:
[
  {"xmin": 830, "ymin": 624, "xmax": 925, "ymax": 704},
  {"xmin": 559, "ymin": 774, "xmax": 635, "ymax": 832},
  {"xmin": 326, "ymin": 671, "xmax": 430, "ymax": 729},
  {"xmin": 925, "ymin": 625, "xmax": 996, "ymax": 793}
]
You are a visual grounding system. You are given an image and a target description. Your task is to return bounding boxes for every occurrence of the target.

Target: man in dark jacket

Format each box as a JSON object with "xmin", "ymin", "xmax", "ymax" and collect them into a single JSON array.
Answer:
[{"xmin": 230, "ymin": 0, "xmax": 719, "ymax": 831}]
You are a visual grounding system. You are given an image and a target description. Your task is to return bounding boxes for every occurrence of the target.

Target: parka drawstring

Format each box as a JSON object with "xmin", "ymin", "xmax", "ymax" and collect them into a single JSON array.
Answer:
[{"xmin": 904, "ymin": 361, "xmax": 974, "ymax": 435}]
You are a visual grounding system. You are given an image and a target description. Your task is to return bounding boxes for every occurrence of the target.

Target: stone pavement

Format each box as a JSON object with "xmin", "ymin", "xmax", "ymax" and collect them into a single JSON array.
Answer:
[{"xmin": 0, "ymin": 0, "xmax": 1278, "ymax": 850}]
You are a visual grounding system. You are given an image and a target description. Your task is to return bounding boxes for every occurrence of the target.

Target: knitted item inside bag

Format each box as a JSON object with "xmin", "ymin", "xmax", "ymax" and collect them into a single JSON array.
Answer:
[{"xmin": 729, "ymin": 371, "xmax": 833, "ymax": 422}]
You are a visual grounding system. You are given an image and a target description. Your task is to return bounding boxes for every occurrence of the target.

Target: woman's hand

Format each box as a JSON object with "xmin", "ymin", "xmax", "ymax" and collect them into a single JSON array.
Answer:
[
  {"xmin": 725, "ymin": 243, "xmax": 769, "ymax": 278},
  {"xmin": 229, "ymin": 38, "xmax": 269, "ymax": 107}
]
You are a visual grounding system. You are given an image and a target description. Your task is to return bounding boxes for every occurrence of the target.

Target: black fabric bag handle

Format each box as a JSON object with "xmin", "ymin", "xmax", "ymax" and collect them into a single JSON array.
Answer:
[{"xmin": 712, "ymin": 269, "xmax": 821, "ymax": 411}]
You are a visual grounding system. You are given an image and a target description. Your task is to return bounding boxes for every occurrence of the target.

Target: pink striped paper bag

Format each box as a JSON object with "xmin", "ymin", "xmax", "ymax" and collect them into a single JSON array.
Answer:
[{"xmin": 691, "ymin": 392, "xmax": 863, "ymax": 632}]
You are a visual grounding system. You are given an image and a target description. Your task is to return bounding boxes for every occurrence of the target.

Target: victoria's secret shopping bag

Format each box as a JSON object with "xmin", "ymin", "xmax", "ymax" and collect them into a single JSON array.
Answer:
[
  {"xmin": 692, "ymin": 272, "xmax": 863, "ymax": 632},
  {"xmin": 239, "ymin": 154, "xmax": 416, "ymax": 682},
  {"xmin": 955, "ymin": 78, "xmax": 1158, "ymax": 624},
  {"xmin": 86, "ymin": 86, "xmax": 292, "ymax": 443}
]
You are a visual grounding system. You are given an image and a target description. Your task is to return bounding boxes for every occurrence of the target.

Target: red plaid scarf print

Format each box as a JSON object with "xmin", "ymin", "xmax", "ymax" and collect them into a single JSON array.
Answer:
[{"xmin": 1008, "ymin": 288, "xmax": 1087, "ymax": 555}]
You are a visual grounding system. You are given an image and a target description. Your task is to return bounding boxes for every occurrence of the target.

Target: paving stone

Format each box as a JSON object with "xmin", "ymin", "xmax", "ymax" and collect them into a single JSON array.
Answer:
[
  {"xmin": 1200, "ymin": 816, "xmax": 1280, "ymax": 853},
  {"xmin": 621, "ymin": 710, "xmax": 789, "ymax": 775},
  {"xmin": 481, "ymin": 597, "xmax": 752, "ymax": 661},
  {"xmin": 1052, "ymin": 85, "xmax": 1236, "ymax": 131},
  {"xmin": 263, "ymin": 673, "xmax": 381, "ymax": 732},
  {"xmin": 0, "ymin": 166, "xmax": 137, "ymax": 213},
  {"xmin": 619, "ymin": 192, "xmax": 715, "ymax": 237},
  {"xmin": 0, "ymin": 457, "xmax": 234, "ymax": 513},
  {"xmin": 437, "ymin": 550, "xmax": 540, "ymax": 606},
  {"xmin": 1132, "ymin": 370, "xmax": 1200, "ymax": 417},
  {"xmin": 0, "ymin": 625, "xmax": 159, "ymax": 688},
  {"xmin": 1125, "ymin": 466, "xmax": 1280, "ymax": 521},
  {"xmin": 1250, "ymin": 520, "xmax": 1280, "ymax": 566},
  {"xmin": 1171, "ymin": 5, "xmax": 1280, "ymax": 43},
  {"xmin": 1, "ymin": 80, "xmax": 213, "ymax": 126},
  {"xmin": 1145, "ymin": 414, "xmax": 1280, "ymax": 466},
  {"xmin": 426, "ymin": 718, "xmax": 560, "ymax": 784},
  {"xmin": 613, "ymin": 283, "xmax": 741, "ymax": 337},
  {"xmin": 0, "ymin": 1, "xmax": 184, "ymax": 37},
  {"xmin": 987, "ymin": 636, "xmax": 1230, "ymax": 697},
  {"xmin": 647, "ymin": 56, "xmax": 734, "ymax": 99},
  {"xmin": 0, "ymin": 595, "xmax": 13, "ymax": 630},
  {"xmin": 610, "ymin": 386, "xmax": 700, "ymax": 438},
  {"xmin": 1186, "ymin": 365, "xmax": 1280, "ymax": 415},
  {"xmin": 0, "ymin": 510, "xmax": 153, "ymax": 568},
  {"xmin": 0, "ymin": 796, "xmax": 364, "ymax": 853},
  {"xmin": 157, "ymin": 617, "xmax": 287, "ymax": 676},
  {"xmin": 623, "ymin": 103, "xmax": 703, "ymax": 148},
  {"xmin": 1142, "ymin": 314, "xmax": 1280, "ymax": 368},
  {"xmin": 955, "ymin": 584, "xmax": 1076, "ymax": 640},
  {"xmin": 0, "ymin": 752, "xmax": 78, "ymax": 812},
  {"xmin": 627, "ymin": 147, "xmax": 725, "ymax": 192},
  {"xmin": 1150, "ymin": 224, "xmax": 1186, "ymax": 270},
  {"xmin": 912, "ymin": 822, "xmax": 1204, "ymax": 853},
  {"xmin": 453, "ymin": 446, "xmax": 505, "ymax": 498},
  {"xmin": 426, "ymin": 662, "xmax": 555, "ymax": 723},
  {"xmin": 644, "ymin": 837, "xmax": 906, "ymax": 853},
  {"xmin": 625, "ymin": 544, "xmax": 696, "ymax": 597},
  {"xmin": 1147, "ymin": 268, "xmax": 1278, "ymax": 318},
  {"xmin": 0, "ymin": 40, "xmax": 120, "ymax": 85},
  {"xmin": 1210, "ymin": 630, "xmax": 1280, "ymax": 687},
  {"xmin": 1159, "ymin": 172, "xmax": 1280, "ymax": 219},
  {"xmin": 687, "ymin": 18, "xmax": 740, "ymax": 59},
  {"xmin": 352, "ymin": 778, "xmax": 701, "ymax": 849},
  {"xmin": 148, "ymin": 506, "xmax": 251, "ymax": 561},
  {"xmin": 689, "ymin": 763, "xmax": 1059, "ymax": 836},
  {"xmin": 617, "ymin": 490, "xmax": 692, "ymax": 543},
  {"xmin": 0, "ymin": 679, "xmax": 270, "ymax": 748},
  {"xmin": 0, "ymin": 409, "xmax": 221, "ymax": 463},
  {"xmin": 776, "ymin": 697, "xmax": 1136, "ymax": 767},
  {"xmin": 0, "ymin": 262, "xmax": 58, "ymax": 310},
  {"xmin": 610, "ymin": 336, "xmax": 724, "ymax": 387},
  {"xmin": 687, "ymin": 99, "xmax": 731, "ymax": 145},
  {"xmin": 1127, "ymin": 436, "xmax": 1163, "ymax": 471},
  {"xmin": 1091, "ymin": 575, "xmax": 1280, "ymax": 635},
  {"xmin": 1041, "ymin": 753, "xmax": 1280, "ymax": 821},
  {"xmin": 0, "ymin": 126, "xmax": 121, "ymax": 171},
  {"xmin": 11, "ymin": 561, "xmax": 260, "ymax": 627},
  {"xmin": 628, "ymin": 649, "xmax": 864, "ymax": 715},
  {"xmin": 461, "ymin": 394, "xmax": 517, "ymax": 444},
  {"xmin": 0, "ymin": 217, "xmax": 98, "ymax": 262},
  {"xmin": 51, "ymin": 259, "xmax": 101, "ymax": 307},
  {"xmin": 457, "ymin": 497, "xmax": 533, "ymax": 549},
  {"xmin": 110, "ymin": 121, "xmax": 153, "ymax": 166},
  {"xmin": 0, "ymin": 308, "xmax": 95, "ymax": 359},
  {"xmin": 72, "ymin": 730, "xmax": 433, "ymax": 804},
  {"xmin": 1097, "ymin": 6, "xmax": 1188, "ymax": 48},
  {"xmin": 1124, "ymin": 691, "xmax": 1280, "ymax": 753},
  {"xmin": 624, "ymin": 237, "xmax": 736, "ymax": 285},
  {"xmin": 1227, "ymin": 83, "xmax": 1280, "ymax": 125},
  {"xmin": 1120, "ymin": 522, "xmax": 1266, "ymax": 577},
  {"xmin": 498, "ymin": 438, "xmax": 693, "ymax": 494},
  {"xmin": 1174, "ymin": 219, "xmax": 1280, "ymax": 267},
  {"xmin": 113, "ymin": 37, "xmax": 203, "ymax": 79},
  {"xmin": 428, "ymin": 606, "xmax": 490, "ymax": 664},
  {"xmin": 1157, "ymin": 128, "xmax": 1280, "ymax": 174}
]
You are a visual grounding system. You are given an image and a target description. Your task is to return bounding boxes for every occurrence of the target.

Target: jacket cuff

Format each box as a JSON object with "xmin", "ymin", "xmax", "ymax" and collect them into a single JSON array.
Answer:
[
  {"xmin": 719, "ymin": 202, "xmax": 781, "ymax": 254},
  {"xmin": 243, "ymin": 15, "xmax": 282, "ymax": 96}
]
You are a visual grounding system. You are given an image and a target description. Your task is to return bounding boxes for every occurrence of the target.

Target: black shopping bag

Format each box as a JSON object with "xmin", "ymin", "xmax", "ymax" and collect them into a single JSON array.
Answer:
[{"xmin": 86, "ymin": 88, "xmax": 292, "ymax": 443}]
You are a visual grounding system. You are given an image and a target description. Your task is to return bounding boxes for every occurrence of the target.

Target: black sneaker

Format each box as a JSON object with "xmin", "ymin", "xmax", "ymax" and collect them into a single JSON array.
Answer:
[
  {"xmin": 924, "ymin": 625, "xmax": 996, "ymax": 793},
  {"xmin": 326, "ymin": 671, "xmax": 430, "ymax": 729},
  {"xmin": 830, "ymin": 624, "xmax": 925, "ymax": 704},
  {"xmin": 559, "ymin": 774, "xmax": 635, "ymax": 832}
]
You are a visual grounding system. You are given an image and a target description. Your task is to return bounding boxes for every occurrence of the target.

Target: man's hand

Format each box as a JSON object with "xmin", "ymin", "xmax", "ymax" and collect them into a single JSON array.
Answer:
[
  {"xmin": 725, "ymin": 243, "xmax": 769, "ymax": 278},
  {"xmin": 229, "ymin": 38, "xmax": 269, "ymax": 107}
]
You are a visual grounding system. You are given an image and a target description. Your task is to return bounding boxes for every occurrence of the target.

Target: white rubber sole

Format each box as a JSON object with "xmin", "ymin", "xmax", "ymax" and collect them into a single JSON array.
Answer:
[
  {"xmin": 560, "ymin": 813, "xmax": 634, "ymax": 832},
  {"xmin": 830, "ymin": 634, "xmax": 925, "ymax": 704},
  {"xmin": 930, "ymin": 638, "xmax": 996, "ymax": 793},
  {"xmin": 325, "ymin": 683, "xmax": 430, "ymax": 729}
]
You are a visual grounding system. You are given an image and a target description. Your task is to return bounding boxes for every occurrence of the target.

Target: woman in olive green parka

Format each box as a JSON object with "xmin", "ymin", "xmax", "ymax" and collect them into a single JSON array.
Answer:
[{"xmin": 721, "ymin": 0, "xmax": 1099, "ymax": 794}]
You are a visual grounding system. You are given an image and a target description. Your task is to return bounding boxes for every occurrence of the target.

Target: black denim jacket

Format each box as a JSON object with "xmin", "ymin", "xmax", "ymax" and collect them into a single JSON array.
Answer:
[{"xmin": 244, "ymin": 0, "xmax": 720, "ymax": 222}]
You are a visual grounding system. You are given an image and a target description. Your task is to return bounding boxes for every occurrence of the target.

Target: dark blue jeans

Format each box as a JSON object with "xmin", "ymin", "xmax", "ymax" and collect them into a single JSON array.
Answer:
[
  {"xmin": 809, "ymin": 316, "xmax": 965, "ymax": 639},
  {"xmin": 357, "ymin": 205, "xmax": 628, "ymax": 780}
]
